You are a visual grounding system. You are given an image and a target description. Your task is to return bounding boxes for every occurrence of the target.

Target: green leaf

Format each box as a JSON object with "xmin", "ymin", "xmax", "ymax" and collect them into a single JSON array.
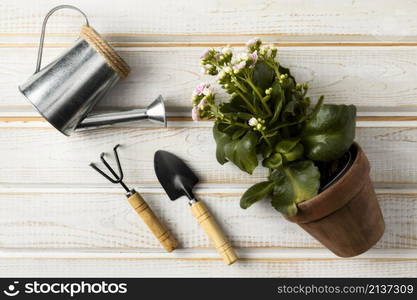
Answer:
[
  {"xmin": 278, "ymin": 65, "xmax": 295, "ymax": 81},
  {"xmin": 275, "ymin": 138, "xmax": 301, "ymax": 154},
  {"xmin": 283, "ymin": 143, "xmax": 304, "ymax": 162},
  {"xmin": 232, "ymin": 128, "xmax": 247, "ymax": 140},
  {"xmin": 270, "ymin": 81, "xmax": 284, "ymax": 124},
  {"xmin": 270, "ymin": 160, "xmax": 320, "ymax": 216},
  {"xmin": 262, "ymin": 153, "xmax": 283, "ymax": 169},
  {"xmin": 240, "ymin": 181, "xmax": 275, "ymax": 209},
  {"xmin": 220, "ymin": 96, "xmax": 248, "ymax": 113},
  {"xmin": 222, "ymin": 124, "xmax": 244, "ymax": 136},
  {"xmin": 282, "ymin": 100, "xmax": 304, "ymax": 122},
  {"xmin": 212, "ymin": 125, "xmax": 232, "ymax": 165},
  {"xmin": 274, "ymin": 138, "xmax": 304, "ymax": 162},
  {"xmin": 224, "ymin": 130, "xmax": 259, "ymax": 174},
  {"xmin": 260, "ymin": 142, "xmax": 273, "ymax": 159},
  {"xmin": 252, "ymin": 62, "xmax": 274, "ymax": 91},
  {"xmin": 220, "ymin": 103, "xmax": 239, "ymax": 113},
  {"xmin": 237, "ymin": 112, "xmax": 253, "ymax": 120},
  {"xmin": 301, "ymin": 104, "xmax": 356, "ymax": 162}
]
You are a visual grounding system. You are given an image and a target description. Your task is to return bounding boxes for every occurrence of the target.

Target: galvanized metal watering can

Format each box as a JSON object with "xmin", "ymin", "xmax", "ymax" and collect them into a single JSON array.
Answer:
[{"xmin": 19, "ymin": 5, "xmax": 166, "ymax": 136}]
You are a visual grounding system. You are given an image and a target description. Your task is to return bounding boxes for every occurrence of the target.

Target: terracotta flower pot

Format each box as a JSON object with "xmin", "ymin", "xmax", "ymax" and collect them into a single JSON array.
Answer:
[{"xmin": 285, "ymin": 143, "xmax": 385, "ymax": 257}]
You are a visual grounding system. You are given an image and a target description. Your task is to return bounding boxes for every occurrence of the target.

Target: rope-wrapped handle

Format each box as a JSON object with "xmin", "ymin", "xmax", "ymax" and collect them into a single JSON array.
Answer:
[
  {"xmin": 190, "ymin": 200, "xmax": 238, "ymax": 265},
  {"xmin": 128, "ymin": 192, "xmax": 177, "ymax": 252}
]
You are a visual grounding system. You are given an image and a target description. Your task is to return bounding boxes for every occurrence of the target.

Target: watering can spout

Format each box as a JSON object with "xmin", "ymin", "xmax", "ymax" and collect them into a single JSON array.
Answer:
[{"xmin": 76, "ymin": 95, "xmax": 167, "ymax": 130}]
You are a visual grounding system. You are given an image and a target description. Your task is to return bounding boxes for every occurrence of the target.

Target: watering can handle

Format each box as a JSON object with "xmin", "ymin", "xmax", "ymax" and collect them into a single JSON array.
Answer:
[{"xmin": 35, "ymin": 5, "xmax": 90, "ymax": 74}]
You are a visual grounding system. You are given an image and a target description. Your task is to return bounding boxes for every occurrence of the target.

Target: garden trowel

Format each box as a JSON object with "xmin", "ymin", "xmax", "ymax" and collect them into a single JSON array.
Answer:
[{"xmin": 154, "ymin": 150, "xmax": 238, "ymax": 265}]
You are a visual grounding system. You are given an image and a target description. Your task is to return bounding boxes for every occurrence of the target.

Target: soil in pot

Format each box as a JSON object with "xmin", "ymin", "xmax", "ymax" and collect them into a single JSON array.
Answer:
[{"xmin": 286, "ymin": 143, "xmax": 385, "ymax": 257}]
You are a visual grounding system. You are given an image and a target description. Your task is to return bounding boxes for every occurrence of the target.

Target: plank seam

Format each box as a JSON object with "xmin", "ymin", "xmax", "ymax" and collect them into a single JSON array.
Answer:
[{"xmin": 0, "ymin": 248, "xmax": 415, "ymax": 260}]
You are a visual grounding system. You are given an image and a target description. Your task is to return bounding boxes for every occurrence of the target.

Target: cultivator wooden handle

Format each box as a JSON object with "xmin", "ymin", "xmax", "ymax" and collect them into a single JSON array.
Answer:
[
  {"xmin": 128, "ymin": 192, "xmax": 178, "ymax": 252},
  {"xmin": 190, "ymin": 200, "xmax": 238, "ymax": 265}
]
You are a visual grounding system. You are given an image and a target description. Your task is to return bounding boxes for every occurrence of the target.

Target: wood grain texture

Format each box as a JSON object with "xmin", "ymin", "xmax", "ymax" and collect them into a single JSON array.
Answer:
[
  {"xmin": 190, "ymin": 200, "xmax": 238, "ymax": 265},
  {"xmin": 1, "ymin": 255, "xmax": 417, "ymax": 277},
  {"xmin": 0, "ymin": 190, "xmax": 415, "ymax": 250},
  {"xmin": 4, "ymin": 46, "xmax": 417, "ymax": 111},
  {"xmin": 127, "ymin": 192, "xmax": 177, "ymax": 252},
  {"xmin": 0, "ymin": 126, "xmax": 416, "ymax": 185},
  {"xmin": 1, "ymin": 0, "xmax": 417, "ymax": 44}
]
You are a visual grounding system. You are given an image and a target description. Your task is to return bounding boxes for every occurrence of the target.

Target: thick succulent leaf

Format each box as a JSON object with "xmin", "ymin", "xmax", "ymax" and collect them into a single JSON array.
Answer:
[
  {"xmin": 240, "ymin": 181, "xmax": 275, "ymax": 209},
  {"xmin": 259, "ymin": 142, "xmax": 273, "ymax": 159},
  {"xmin": 282, "ymin": 143, "xmax": 304, "ymax": 162},
  {"xmin": 278, "ymin": 65, "xmax": 295, "ymax": 81},
  {"xmin": 237, "ymin": 112, "xmax": 253, "ymax": 120},
  {"xmin": 301, "ymin": 104, "xmax": 356, "ymax": 162},
  {"xmin": 282, "ymin": 99, "xmax": 305, "ymax": 122},
  {"xmin": 212, "ymin": 125, "xmax": 231, "ymax": 165},
  {"xmin": 252, "ymin": 62, "xmax": 274, "ymax": 91},
  {"xmin": 224, "ymin": 130, "xmax": 259, "ymax": 174},
  {"xmin": 275, "ymin": 138, "xmax": 301, "ymax": 153},
  {"xmin": 270, "ymin": 81, "xmax": 284, "ymax": 124},
  {"xmin": 232, "ymin": 128, "xmax": 248, "ymax": 140},
  {"xmin": 222, "ymin": 124, "xmax": 244, "ymax": 136},
  {"xmin": 270, "ymin": 160, "xmax": 320, "ymax": 216},
  {"xmin": 262, "ymin": 153, "xmax": 283, "ymax": 169},
  {"xmin": 270, "ymin": 80, "xmax": 282, "ymax": 100},
  {"xmin": 220, "ymin": 96, "xmax": 248, "ymax": 113}
]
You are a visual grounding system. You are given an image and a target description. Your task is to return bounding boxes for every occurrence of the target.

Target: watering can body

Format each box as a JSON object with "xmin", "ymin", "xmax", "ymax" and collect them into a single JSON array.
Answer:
[{"xmin": 19, "ymin": 37, "xmax": 121, "ymax": 135}]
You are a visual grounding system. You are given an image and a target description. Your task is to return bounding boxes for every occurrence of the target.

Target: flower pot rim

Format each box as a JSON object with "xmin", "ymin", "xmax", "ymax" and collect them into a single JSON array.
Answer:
[{"xmin": 286, "ymin": 142, "xmax": 370, "ymax": 224}]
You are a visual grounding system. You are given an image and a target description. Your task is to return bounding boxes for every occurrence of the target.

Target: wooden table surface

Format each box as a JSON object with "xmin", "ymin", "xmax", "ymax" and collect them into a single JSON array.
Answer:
[{"xmin": 1, "ymin": 0, "xmax": 417, "ymax": 277}]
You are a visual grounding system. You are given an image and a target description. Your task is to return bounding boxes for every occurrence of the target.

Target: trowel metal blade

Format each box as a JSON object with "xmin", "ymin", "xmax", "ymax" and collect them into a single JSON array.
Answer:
[{"xmin": 154, "ymin": 150, "xmax": 199, "ymax": 200}]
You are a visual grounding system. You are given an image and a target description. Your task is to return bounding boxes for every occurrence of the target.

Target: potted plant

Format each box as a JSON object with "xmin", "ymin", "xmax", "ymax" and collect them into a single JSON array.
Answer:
[{"xmin": 191, "ymin": 38, "xmax": 385, "ymax": 257}]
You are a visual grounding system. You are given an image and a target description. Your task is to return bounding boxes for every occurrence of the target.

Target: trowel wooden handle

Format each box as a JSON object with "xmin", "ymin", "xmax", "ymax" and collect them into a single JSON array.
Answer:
[
  {"xmin": 127, "ymin": 192, "xmax": 177, "ymax": 252},
  {"xmin": 190, "ymin": 200, "xmax": 238, "ymax": 265}
]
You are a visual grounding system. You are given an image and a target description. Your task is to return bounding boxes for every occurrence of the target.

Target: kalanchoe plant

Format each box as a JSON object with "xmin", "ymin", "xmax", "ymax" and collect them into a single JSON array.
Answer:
[{"xmin": 191, "ymin": 38, "xmax": 356, "ymax": 216}]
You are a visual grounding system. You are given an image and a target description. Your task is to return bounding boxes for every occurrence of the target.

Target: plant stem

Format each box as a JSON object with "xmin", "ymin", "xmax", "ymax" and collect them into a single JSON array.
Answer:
[
  {"xmin": 231, "ymin": 76, "xmax": 248, "ymax": 94},
  {"xmin": 244, "ymin": 77, "xmax": 263, "ymax": 101},
  {"xmin": 232, "ymin": 122, "xmax": 250, "ymax": 128},
  {"xmin": 267, "ymin": 116, "xmax": 307, "ymax": 132},
  {"xmin": 244, "ymin": 76, "xmax": 272, "ymax": 117},
  {"xmin": 235, "ymin": 90, "xmax": 258, "ymax": 114},
  {"xmin": 261, "ymin": 99, "xmax": 272, "ymax": 117},
  {"xmin": 261, "ymin": 130, "xmax": 272, "ymax": 148},
  {"xmin": 265, "ymin": 60, "xmax": 280, "ymax": 77}
]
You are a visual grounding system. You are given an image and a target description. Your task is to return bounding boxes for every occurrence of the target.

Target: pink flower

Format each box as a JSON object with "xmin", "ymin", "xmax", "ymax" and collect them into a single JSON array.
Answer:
[
  {"xmin": 250, "ymin": 51, "xmax": 258, "ymax": 64},
  {"xmin": 192, "ymin": 83, "xmax": 207, "ymax": 96},
  {"xmin": 233, "ymin": 60, "xmax": 246, "ymax": 71},
  {"xmin": 200, "ymin": 65, "xmax": 210, "ymax": 74},
  {"xmin": 202, "ymin": 86, "xmax": 213, "ymax": 96},
  {"xmin": 246, "ymin": 37, "xmax": 260, "ymax": 47},
  {"xmin": 200, "ymin": 49, "xmax": 210, "ymax": 59},
  {"xmin": 198, "ymin": 98, "xmax": 207, "ymax": 108},
  {"xmin": 191, "ymin": 106, "xmax": 201, "ymax": 121}
]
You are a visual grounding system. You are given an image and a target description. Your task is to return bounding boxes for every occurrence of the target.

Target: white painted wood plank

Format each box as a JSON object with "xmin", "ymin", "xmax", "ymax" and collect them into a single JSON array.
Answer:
[
  {"xmin": 4, "ymin": 118, "xmax": 417, "ymax": 129},
  {"xmin": 0, "ymin": 127, "xmax": 415, "ymax": 185},
  {"xmin": 3, "ymin": 46, "xmax": 417, "ymax": 111},
  {"xmin": 2, "ymin": 248, "xmax": 416, "ymax": 260},
  {"xmin": 1, "ymin": 256, "xmax": 416, "ymax": 277},
  {"xmin": 1, "ymin": 0, "xmax": 416, "ymax": 43},
  {"xmin": 0, "ymin": 190, "xmax": 415, "ymax": 249},
  {"xmin": 3, "ymin": 248, "xmax": 416, "ymax": 259},
  {"xmin": 2, "ymin": 114, "xmax": 417, "ymax": 128}
]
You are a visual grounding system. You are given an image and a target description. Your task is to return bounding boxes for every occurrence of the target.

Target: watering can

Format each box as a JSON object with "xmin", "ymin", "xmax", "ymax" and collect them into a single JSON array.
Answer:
[{"xmin": 18, "ymin": 5, "xmax": 166, "ymax": 136}]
